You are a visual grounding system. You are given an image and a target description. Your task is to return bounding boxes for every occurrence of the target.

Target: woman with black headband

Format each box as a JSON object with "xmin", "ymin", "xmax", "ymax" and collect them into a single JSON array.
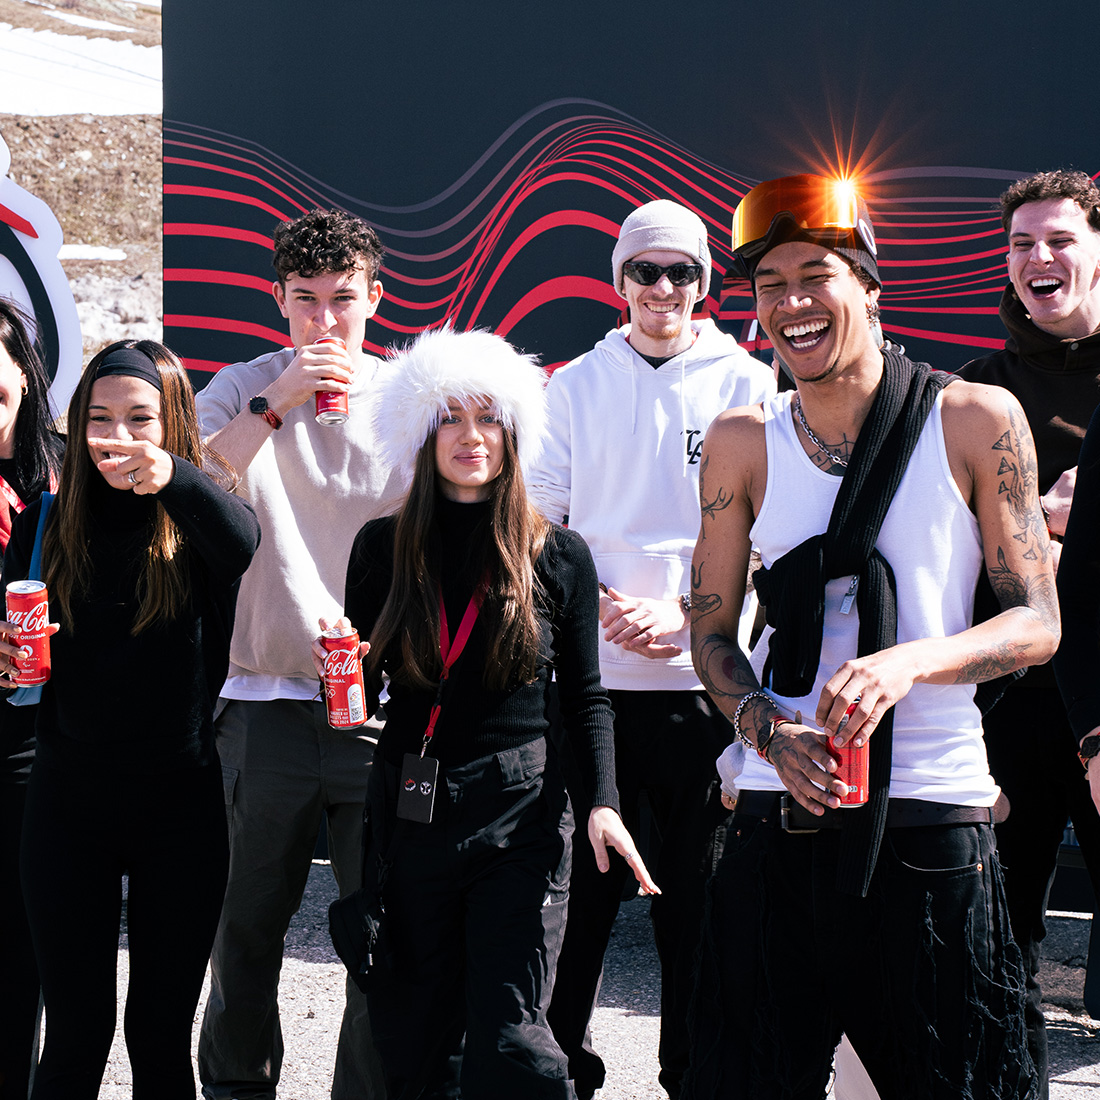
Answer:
[
  {"xmin": 0, "ymin": 340, "xmax": 260, "ymax": 1100},
  {"xmin": 0, "ymin": 298, "xmax": 64, "ymax": 1100},
  {"xmin": 318, "ymin": 326, "xmax": 656, "ymax": 1099}
]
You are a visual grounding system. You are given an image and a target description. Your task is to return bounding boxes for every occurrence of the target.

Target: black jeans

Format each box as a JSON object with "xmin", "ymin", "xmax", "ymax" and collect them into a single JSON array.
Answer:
[
  {"xmin": 685, "ymin": 814, "xmax": 1037, "ymax": 1100},
  {"xmin": 0, "ymin": 725, "xmax": 39, "ymax": 1100},
  {"xmin": 365, "ymin": 738, "xmax": 575, "ymax": 1100},
  {"xmin": 21, "ymin": 760, "xmax": 228, "ymax": 1100},
  {"xmin": 548, "ymin": 689, "xmax": 729, "ymax": 1100},
  {"xmin": 982, "ymin": 664, "xmax": 1100, "ymax": 1100}
]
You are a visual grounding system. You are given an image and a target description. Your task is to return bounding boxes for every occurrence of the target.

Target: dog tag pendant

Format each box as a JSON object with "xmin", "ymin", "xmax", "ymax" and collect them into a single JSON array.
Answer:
[{"xmin": 840, "ymin": 575, "xmax": 859, "ymax": 615}]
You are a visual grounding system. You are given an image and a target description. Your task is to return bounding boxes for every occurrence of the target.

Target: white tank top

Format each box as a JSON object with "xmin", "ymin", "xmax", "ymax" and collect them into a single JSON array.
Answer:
[{"xmin": 736, "ymin": 388, "xmax": 999, "ymax": 805}]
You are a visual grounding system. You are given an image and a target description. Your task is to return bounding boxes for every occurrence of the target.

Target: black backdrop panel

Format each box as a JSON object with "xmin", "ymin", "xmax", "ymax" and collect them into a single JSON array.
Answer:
[{"xmin": 164, "ymin": 0, "xmax": 1099, "ymax": 379}]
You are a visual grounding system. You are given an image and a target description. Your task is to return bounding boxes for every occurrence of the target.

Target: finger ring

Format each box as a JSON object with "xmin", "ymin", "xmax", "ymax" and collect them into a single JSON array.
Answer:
[{"xmin": 128, "ymin": 471, "xmax": 138, "ymax": 485}]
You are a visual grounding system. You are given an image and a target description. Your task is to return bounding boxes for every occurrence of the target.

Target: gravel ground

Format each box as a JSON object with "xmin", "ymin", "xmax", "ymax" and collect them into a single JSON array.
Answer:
[{"xmin": 93, "ymin": 861, "xmax": 1098, "ymax": 1099}]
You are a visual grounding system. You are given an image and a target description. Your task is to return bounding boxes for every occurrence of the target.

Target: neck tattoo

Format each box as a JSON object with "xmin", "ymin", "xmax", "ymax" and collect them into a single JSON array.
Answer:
[{"xmin": 794, "ymin": 397, "xmax": 849, "ymax": 469}]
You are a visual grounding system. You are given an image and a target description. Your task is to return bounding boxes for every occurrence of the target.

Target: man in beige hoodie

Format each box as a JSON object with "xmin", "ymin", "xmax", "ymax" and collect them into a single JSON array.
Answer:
[{"xmin": 195, "ymin": 209, "xmax": 405, "ymax": 1100}]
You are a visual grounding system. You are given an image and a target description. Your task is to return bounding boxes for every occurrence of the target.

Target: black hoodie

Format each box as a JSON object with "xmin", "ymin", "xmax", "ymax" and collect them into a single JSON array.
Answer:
[{"xmin": 959, "ymin": 286, "xmax": 1100, "ymax": 492}]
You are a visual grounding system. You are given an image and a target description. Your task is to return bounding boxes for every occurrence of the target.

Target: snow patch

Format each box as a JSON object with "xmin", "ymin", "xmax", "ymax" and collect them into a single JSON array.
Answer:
[
  {"xmin": 40, "ymin": 11, "xmax": 135, "ymax": 33},
  {"xmin": 0, "ymin": 22, "xmax": 161, "ymax": 115},
  {"xmin": 59, "ymin": 244, "xmax": 128, "ymax": 260}
]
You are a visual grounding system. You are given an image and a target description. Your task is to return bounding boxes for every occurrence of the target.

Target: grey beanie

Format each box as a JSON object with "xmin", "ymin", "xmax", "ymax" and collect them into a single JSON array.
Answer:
[{"xmin": 611, "ymin": 199, "xmax": 712, "ymax": 300}]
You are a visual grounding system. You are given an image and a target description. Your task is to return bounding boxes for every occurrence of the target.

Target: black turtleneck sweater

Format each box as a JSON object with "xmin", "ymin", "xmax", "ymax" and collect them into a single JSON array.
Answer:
[
  {"xmin": 2, "ymin": 457, "xmax": 260, "ymax": 774},
  {"xmin": 344, "ymin": 495, "xmax": 619, "ymax": 812}
]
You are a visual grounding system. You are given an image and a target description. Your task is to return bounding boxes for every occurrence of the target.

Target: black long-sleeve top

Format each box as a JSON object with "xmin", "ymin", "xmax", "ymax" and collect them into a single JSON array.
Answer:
[
  {"xmin": 2, "ymin": 457, "xmax": 260, "ymax": 774},
  {"xmin": 1055, "ymin": 404, "xmax": 1100, "ymax": 741},
  {"xmin": 344, "ymin": 495, "xmax": 619, "ymax": 812}
]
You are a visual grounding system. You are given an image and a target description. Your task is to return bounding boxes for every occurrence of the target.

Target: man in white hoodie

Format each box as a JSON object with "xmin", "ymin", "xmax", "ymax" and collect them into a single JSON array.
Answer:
[{"xmin": 529, "ymin": 199, "xmax": 775, "ymax": 1100}]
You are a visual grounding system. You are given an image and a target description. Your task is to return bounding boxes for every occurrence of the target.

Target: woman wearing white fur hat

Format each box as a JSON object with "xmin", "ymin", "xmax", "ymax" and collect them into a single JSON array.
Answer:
[{"xmin": 318, "ymin": 325, "xmax": 656, "ymax": 1099}]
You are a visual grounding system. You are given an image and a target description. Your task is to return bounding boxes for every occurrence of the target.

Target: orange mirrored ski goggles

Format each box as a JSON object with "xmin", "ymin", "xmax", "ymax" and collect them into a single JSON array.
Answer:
[{"xmin": 731, "ymin": 174, "xmax": 876, "ymax": 273}]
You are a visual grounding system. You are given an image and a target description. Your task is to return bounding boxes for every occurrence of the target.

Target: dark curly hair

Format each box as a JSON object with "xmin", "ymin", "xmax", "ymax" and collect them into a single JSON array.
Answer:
[
  {"xmin": 1000, "ymin": 170, "xmax": 1100, "ymax": 234},
  {"xmin": 272, "ymin": 209, "xmax": 385, "ymax": 286}
]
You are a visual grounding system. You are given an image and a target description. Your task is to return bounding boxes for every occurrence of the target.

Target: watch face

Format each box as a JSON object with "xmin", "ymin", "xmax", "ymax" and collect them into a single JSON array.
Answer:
[{"xmin": 249, "ymin": 396, "xmax": 268, "ymax": 415}]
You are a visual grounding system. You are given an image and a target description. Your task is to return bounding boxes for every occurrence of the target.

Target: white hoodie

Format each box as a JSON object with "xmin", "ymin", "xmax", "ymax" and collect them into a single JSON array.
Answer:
[{"xmin": 528, "ymin": 318, "xmax": 775, "ymax": 691}]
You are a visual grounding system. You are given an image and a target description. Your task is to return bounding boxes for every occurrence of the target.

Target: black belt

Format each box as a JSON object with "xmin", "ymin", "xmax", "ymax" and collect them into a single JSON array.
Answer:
[{"xmin": 734, "ymin": 790, "xmax": 1010, "ymax": 833}]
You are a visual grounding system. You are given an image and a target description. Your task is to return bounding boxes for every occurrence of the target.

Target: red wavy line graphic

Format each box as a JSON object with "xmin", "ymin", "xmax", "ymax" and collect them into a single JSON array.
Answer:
[{"xmin": 162, "ymin": 102, "xmax": 1097, "ymax": 376}]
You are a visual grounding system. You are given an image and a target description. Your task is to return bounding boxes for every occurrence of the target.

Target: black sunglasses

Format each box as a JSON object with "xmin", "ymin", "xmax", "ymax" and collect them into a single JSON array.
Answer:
[{"xmin": 622, "ymin": 261, "xmax": 703, "ymax": 287}]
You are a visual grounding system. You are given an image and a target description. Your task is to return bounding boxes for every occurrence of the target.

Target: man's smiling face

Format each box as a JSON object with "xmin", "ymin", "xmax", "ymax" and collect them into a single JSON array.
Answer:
[
  {"xmin": 1007, "ymin": 197, "xmax": 1100, "ymax": 340},
  {"xmin": 622, "ymin": 249, "xmax": 700, "ymax": 358}
]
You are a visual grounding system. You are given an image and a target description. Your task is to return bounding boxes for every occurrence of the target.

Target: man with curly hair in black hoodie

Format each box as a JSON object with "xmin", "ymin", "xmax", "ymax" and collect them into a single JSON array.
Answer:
[{"xmin": 960, "ymin": 169, "xmax": 1100, "ymax": 1100}]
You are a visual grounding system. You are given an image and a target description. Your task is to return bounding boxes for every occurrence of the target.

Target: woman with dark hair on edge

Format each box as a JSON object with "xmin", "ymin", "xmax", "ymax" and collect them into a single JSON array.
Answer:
[
  {"xmin": 0, "ymin": 340, "xmax": 260, "ymax": 1100},
  {"xmin": 0, "ymin": 298, "xmax": 64, "ymax": 1100},
  {"xmin": 317, "ymin": 326, "xmax": 656, "ymax": 1099}
]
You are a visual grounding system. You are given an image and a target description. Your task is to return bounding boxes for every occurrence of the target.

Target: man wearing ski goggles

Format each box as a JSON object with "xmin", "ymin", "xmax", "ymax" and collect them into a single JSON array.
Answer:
[{"xmin": 685, "ymin": 174, "xmax": 1050, "ymax": 1099}]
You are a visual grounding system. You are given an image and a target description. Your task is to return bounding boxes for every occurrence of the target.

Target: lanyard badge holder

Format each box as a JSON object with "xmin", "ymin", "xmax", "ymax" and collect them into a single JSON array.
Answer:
[{"xmin": 397, "ymin": 577, "xmax": 486, "ymax": 824}]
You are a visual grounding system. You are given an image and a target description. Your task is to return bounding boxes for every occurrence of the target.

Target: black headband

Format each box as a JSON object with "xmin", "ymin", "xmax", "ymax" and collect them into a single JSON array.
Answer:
[{"xmin": 94, "ymin": 346, "xmax": 163, "ymax": 392}]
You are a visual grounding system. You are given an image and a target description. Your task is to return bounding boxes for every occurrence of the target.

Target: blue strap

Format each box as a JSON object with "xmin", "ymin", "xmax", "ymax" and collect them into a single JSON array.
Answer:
[{"xmin": 9, "ymin": 492, "xmax": 54, "ymax": 707}]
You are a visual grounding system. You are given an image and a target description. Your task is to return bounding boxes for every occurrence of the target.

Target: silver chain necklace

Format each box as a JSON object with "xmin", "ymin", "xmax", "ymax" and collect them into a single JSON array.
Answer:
[{"xmin": 794, "ymin": 397, "xmax": 848, "ymax": 469}]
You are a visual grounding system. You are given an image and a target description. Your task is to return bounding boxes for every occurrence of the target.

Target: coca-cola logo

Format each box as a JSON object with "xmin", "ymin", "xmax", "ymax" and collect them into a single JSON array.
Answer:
[
  {"xmin": 9, "ymin": 600, "xmax": 48, "ymax": 633},
  {"xmin": 324, "ymin": 647, "xmax": 359, "ymax": 679}
]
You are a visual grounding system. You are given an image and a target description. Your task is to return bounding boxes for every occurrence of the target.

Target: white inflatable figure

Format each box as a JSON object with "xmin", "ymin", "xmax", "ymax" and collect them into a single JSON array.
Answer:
[{"xmin": 0, "ymin": 127, "xmax": 82, "ymax": 419}]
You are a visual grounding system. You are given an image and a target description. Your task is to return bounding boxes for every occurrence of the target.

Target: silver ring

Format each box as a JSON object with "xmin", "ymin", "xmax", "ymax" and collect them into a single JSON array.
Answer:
[{"xmin": 128, "ymin": 470, "xmax": 138, "ymax": 485}]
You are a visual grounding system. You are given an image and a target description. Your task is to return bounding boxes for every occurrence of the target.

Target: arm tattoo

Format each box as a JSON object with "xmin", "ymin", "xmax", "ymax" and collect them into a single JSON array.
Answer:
[
  {"xmin": 992, "ymin": 406, "xmax": 1048, "ymax": 563},
  {"xmin": 690, "ymin": 561, "xmax": 723, "ymax": 620},
  {"xmin": 988, "ymin": 546, "xmax": 1027, "ymax": 608},
  {"xmin": 747, "ymin": 548, "xmax": 762, "ymax": 591},
  {"xmin": 1026, "ymin": 572, "xmax": 1060, "ymax": 639},
  {"xmin": 989, "ymin": 542, "xmax": 1060, "ymax": 641},
  {"xmin": 693, "ymin": 592, "xmax": 723, "ymax": 618},
  {"xmin": 698, "ymin": 454, "xmax": 733, "ymax": 538},
  {"xmin": 955, "ymin": 640, "xmax": 1033, "ymax": 684},
  {"xmin": 692, "ymin": 631, "xmax": 758, "ymax": 713}
]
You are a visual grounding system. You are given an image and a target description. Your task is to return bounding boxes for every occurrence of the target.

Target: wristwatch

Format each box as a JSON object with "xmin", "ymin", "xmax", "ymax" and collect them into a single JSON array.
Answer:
[
  {"xmin": 1078, "ymin": 734, "xmax": 1100, "ymax": 772},
  {"xmin": 249, "ymin": 395, "xmax": 283, "ymax": 431}
]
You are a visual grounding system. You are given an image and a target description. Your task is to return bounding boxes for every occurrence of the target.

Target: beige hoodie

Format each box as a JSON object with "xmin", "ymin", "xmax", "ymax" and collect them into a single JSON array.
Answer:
[{"xmin": 197, "ymin": 348, "xmax": 408, "ymax": 683}]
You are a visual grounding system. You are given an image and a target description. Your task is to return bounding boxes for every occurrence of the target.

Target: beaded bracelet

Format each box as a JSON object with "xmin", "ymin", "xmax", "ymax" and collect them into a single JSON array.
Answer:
[{"xmin": 732, "ymin": 690, "xmax": 773, "ymax": 750}]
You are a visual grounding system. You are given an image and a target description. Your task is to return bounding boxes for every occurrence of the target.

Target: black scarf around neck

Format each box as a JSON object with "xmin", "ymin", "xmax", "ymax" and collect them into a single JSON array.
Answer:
[{"xmin": 753, "ymin": 350, "xmax": 952, "ymax": 896}]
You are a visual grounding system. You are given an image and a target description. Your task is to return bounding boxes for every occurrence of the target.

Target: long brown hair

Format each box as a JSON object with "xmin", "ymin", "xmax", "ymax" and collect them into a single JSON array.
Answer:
[
  {"xmin": 367, "ymin": 424, "xmax": 550, "ymax": 691},
  {"xmin": 43, "ymin": 340, "xmax": 230, "ymax": 634}
]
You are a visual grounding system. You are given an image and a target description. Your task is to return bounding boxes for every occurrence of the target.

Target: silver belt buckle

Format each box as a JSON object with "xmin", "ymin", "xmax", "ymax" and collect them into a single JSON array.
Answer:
[{"xmin": 779, "ymin": 793, "xmax": 820, "ymax": 834}]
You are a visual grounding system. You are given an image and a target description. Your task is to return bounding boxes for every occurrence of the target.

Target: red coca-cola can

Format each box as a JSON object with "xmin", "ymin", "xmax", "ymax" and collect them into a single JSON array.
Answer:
[
  {"xmin": 321, "ymin": 627, "xmax": 366, "ymax": 729},
  {"xmin": 828, "ymin": 700, "xmax": 869, "ymax": 806},
  {"xmin": 315, "ymin": 336, "xmax": 349, "ymax": 425},
  {"xmin": 5, "ymin": 580, "xmax": 51, "ymax": 686}
]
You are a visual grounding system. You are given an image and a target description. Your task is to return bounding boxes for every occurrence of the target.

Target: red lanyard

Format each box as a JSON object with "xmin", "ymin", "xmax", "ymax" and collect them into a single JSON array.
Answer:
[
  {"xmin": 0, "ymin": 475, "xmax": 25, "ymax": 552},
  {"xmin": 421, "ymin": 574, "xmax": 487, "ymax": 756}
]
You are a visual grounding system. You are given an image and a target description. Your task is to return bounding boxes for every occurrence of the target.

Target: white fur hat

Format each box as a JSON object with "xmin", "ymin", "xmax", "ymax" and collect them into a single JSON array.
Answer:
[
  {"xmin": 378, "ymin": 325, "xmax": 548, "ymax": 480},
  {"xmin": 611, "ymin": 199, "xmax": 712, "ymax": 300}
]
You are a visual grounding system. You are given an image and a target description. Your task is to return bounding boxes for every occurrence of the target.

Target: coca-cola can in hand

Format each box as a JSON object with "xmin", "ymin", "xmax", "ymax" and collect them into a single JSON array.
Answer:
[
  {"xmin": 6, "ymin": 580, "xmax": 51, "ymax": 685},
  {"xmin": 315, "ymin": 336, "xmax": 349, "ymax": 426},
  {"xmin": 828, "ymin": 700, "xmax": 869, "ymax": 807},
  {"xmin": 322, "ymin": 627, "xmax": 366, "ymax": 729}
]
